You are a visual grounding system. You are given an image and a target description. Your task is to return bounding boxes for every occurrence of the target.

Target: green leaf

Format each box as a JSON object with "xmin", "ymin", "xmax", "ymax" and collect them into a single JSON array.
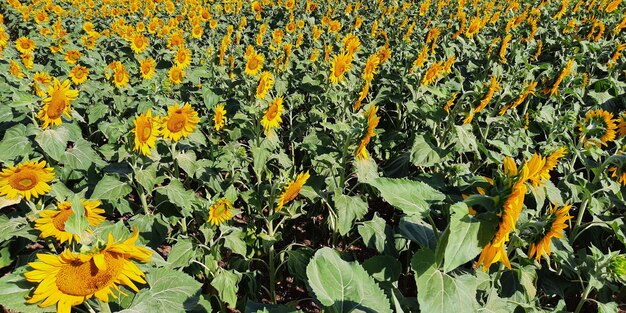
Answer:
[
  {"xmin": 167, "ymin": 239, "xmax": 194, "ymax": 269},
  {"xmin": 63, "ymin": 138, "xmax": 106, "ymax": 170},
  {"xmin": 287, "ymin": 248, "xmax": 314, "ymax": 283},
  {"xmin": 119, "ymin": 268, "xmax": 203, "ymax": 313},
  {"xmin": 333, "ymin": 194, "xmax": 368, "ymax": 236},
  {"xmin": 64, "ymin": 196, "xmax": 88, "ymax": 237},
  {"xmin": 223, "ymin": 227, "xmax": 247, "ymax": 257},
  {"xmin": 363, "ymin": 255, "xmax": 402, "ymax": 283},
  {"xmin": 306, "ymin": 247, "xmax": 392, "ymax": 313},
  {"xmin": 91, "ymin": 175, "xmax": 132, "ymax": 200},
  {"xmin": 175, "ymin": 151, "xmax": 199, "ymax": 178},
  {"xmin": 211, "ymin": 269, "xmax": 242, "ymax": 308},
  {"xmin": 35, "ymin": 127, "xmax": 69, "ymax": 161},
  {"xmin": 135, "ymin": 163, "xmax": 162, "ymax": 191},
  {"xmin": 398, "ymin": 215, "xmax": 436, "ymax": 250},
  {"xmin": 368, "ymin": 177, "xmax": 444, "ymax": 215},
  {"xmin": 597, "ymin": 301, "xmax": 618, "ymax": 313},
  {"xmin": 358, "ymin": 213, "xmax": 392, "ymax": 254},
  {"xmin": 0, "ymin": 216, "xmax": 37, "ymax": 242},
  {"xmin": 443, "ymin": 203, "xmax": 495, "ymax": 273},
  {"xmin": 410, "ymin": 135, "xmax": 442, "ymax": 167},
  {"xmin": 411, "ymin": 249, "xmax": 479, "ymax": 313},
  {"xmin": 0, "ymin": 196, "xmax": 21, "ymax": 210},
  {"xmin": 0, "ymin": 125, "xmax": 32, "ymax": 162},
  {"xmin": 0, "ymin": 267, "xmax": 54, "ymax": 313},
  {"xmin": 157, "ymin": 180, "xmax": 196, "ymax": 216}
]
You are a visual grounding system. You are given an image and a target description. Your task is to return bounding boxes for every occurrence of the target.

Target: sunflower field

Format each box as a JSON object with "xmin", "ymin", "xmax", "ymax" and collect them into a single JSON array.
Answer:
[{"xmin": 1, "ymin": 0, "xmax": 626, "ymax": 312}]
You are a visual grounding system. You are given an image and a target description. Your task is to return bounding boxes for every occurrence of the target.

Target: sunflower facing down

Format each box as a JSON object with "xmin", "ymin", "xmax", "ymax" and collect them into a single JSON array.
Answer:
[
  {"xmin": 34, "ymin": 199, "xmax": 105, "ymax": 244},
  {"xmin": 261, "ymin": 97, "xmax": 284, "ymax": 134},
  {"xmin": 276, "ymin": 171, "xmax": 310, "ymax": 211},
  {"xmin": 528, "ymin": 203, "xmax": 572, "ymax": 261},
  {"xmin": 208, "ymin": 199, "xmax": 234, "ymax": 226},
  {"xmin": 213, "ymin": 104, "xmax": 227, "ymax": 131},
  {"xmin": 0, "ymin": 160, "xmax": 54, "ymax": 201},
  {"xmin": 37, "ymin": 79, "xmax": 79, "ymax": 129},
  {"xmin": 161, "ymin": 103, "xmax": 200, "ymax": 142},
  {"xmin": 133, "ymin": 109, "xmax": 160, "ymax": 155},
  {"xmin": 25, "ymin": 230, "xmax": 152, "ymax": 313}
]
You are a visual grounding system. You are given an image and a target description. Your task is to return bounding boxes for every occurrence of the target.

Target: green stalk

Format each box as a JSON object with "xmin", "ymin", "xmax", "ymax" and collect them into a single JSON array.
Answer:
[{"xmin": 573, "ymin": 281, "xmax": 593, "ymax": 313}]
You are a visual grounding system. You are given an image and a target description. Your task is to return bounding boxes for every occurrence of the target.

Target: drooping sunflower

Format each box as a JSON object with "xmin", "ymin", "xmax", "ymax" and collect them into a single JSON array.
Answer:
[
  {"xmin": 245, "ymin": 49, "xmax": 264, "ymax": 76},
  {"xmin": 213, "ymin": 104, "xmax": 227, "ymax": 131},
  {"xmin": 329, "ymin": 52, "xmax": 353, "ymax": 84},
  {"xmin": 207, "ymin": 199, "xmax": 234, "ymax": 226},
  {"xmin": 133, "ymin": 109, "xmax": 160, "ymax": 155},
  {"xmin": 617, "ymin": 114, "xmax": 626, "ymax": 137},
  {"xmin": 256, "ymin": 71, "xmax": 274, "ymax": 99},
  {"xmin": 161, "ymin": 103, "xmax": 200, "ymax": 142},
  {"xmin": 276, "ymin": 171, "xmax": 310, "ymax": 211},
  {"xmin": 10, "ymin": 60, "xmax": 24, "ymax": 78},
  {"xmin": 69, "ymin": 65, "xmax": 89, "ymax": 85},
  {"xmin": 609, "ymin": 166, "xmax": 626, "ymax": 186},
  {"xmin": 528, "ymin": 204, "xmax": 572, "ymax": 261},
  {"xmin": 37, "ymin": 79, "xmax": 79, "ymax": 129},
  {"xmin": 15, "ymin": 36, "xmax": 36, "ymax": 54},
  {"xmin": 25, "ymin": 230, "xmax": 152, "ymax": 313},
  {"xmin": 261, "ymin": 97, "xmax": 284, "ymax": 134},
  {"xmin": 34, "ymin": 199, "xmax": 105, "ymax": 244},
  {"xmin": 168, "ymin": 65, "xmax": 184, "ymax": 85},
  {"xmin": 579, "ymin": 109, "xmax": 617, "ymax": 147},
  {"xmin": 0, "ymin": 160, "xmax": 54, "ymax": 201}
]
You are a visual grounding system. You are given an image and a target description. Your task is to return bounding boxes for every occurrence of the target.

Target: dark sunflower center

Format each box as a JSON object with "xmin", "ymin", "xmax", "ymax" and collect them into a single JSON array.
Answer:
[
  {"xmin": 9, "ymin": 170, "xmax": 39, "ymax": 191},
  {"xmin": 167, "ymin": 111, "xmax": 187, "ymax": 132},
  {"xmin": 56, "ymin": 252, "xmax": 125, "ymax": 296},
  {"xmin": 266, "ymin": 104, "xmax": 278, "ymax": 120},
  {"xmin": 47, "ymin": 92, "xmax": 66, "ymax": 119},
  {"xmin": 51, "ymin": 208, "xmax": 74, "ymax": 231}
]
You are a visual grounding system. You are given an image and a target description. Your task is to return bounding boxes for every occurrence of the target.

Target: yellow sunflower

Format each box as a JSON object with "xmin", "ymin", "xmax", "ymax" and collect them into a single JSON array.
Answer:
[
  {"xmin": 69, "ymin": 65, "xmax": 89, "ymax": 85},
  {"xmin": 363, "ymin": 55, "xmax": 380, "ymax": 82},
  {"xmin": 37, "ymin": 78, "xmax": 79, "ymax": 129},
  {"xmin": 245, "ymin": 49, "xmax": 264, "ymax": 76},
  {"xmin": 139, "ymin": 58, "xmax": 156, "ymax": 80},
  {"xmin": 133, "ymin": 109, "xmax": 160, "ymax": 155},
  {"xmin": 10, "ymin": 60, "xmax": 24, "ymax": 79},
  {"xmin": 261, "ymin": 97, "xmax": 284, "ymax": 134},
  {"xmin": 329, "ymin": 52, "xmax": 353, "ymax": 84},
  {"xmin": 32, "ymin": 71, "xmax": 52, "ymax": 97},
  {"xmin": 213, "ymin": 104, "xmax": 227, "ymax": 131},
  {"xmin": 618, "ymin": 114, "xmax": 626, "ymax": 137},
  {"xmin": 34, "ymin": 199, "xmax": 105, "ymax": 244},
  {"xmin": 161, "ymin": 103, "xmax": 200, "ymax": 142},
  {"xmin": 15, "ymin": 36, "xmax": 36, "ymax": 54},
  {"xmin": 168, "ymin": 65, "xmax": 184, "ymax": 85},
  {"xmin": 579, "ymin": 109, "xmax": 617, "ymax": 147},
  {"xmin": 0, "ymin": 160, "xmax": 54, "ymax": 201},
  {"xmin": 528, "ymin": 203, "xmax": 572, "ymax": 261},
  {"xmin": 64, "ymin": 50, "xmax": 81, "ymax": 65},
  {"xmin": 609, "ymin": 166, "xmax": 626, "ymax": 186},
  {"xmin": 130, "ymin": 33, "xmax": 149, "ymax": 53},
  {"xmin": 174, "ymin": 46, "xmax": 192, "ymax": 69},
  {"xmin": 276, "ymin": 171, "xmax": 310, "ymax": 211},
  {"xmin": 256, "ymin": 71, "xmax": 274, "ymax": 99},
  {"xmin": 25, "ymin": 230, "xmax": 152, "ymax": 313},
  {"xmin": 207, "ymin": 199, "xmax": 234, "ymax": 226}
]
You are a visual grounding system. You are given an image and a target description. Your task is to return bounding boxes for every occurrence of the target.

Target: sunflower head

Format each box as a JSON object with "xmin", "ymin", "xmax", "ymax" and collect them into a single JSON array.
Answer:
[
  {"xmin": 37, "ymin": 78, "xmax": 79, "ymax": 129},
  {"xmin": 329, "ymin": 52, "xmax": 353, "ymax": 84},
  {"xmin": 34, "ymin": 199, "xmax": 105, "ymax": 244},
  {"xmin": 276, "ymin": 171, "xmax": 310, "ymax": 211},
  {"xmin": 208, "ymin": 199, "xmax": 234, "ymax": 226},
  {"xmin": 528, "ymin": 203, "xmax": 572, "ymax": 261},
  {"xmin": 161, "ymin": 103, "xmax": 200, "ymax": 142},
  {"xmin": 256, "ymin": 71, "xmax": 274, "ymax": 99},
  {"xmin": 25, "ymin": 230, "xmax": 152, "ymax": 313},
  {"xmin": 168, "ymin": 65, "xmax": 184, "ymax": 85},
  {"xmin": 213, "ymin": 104, "xmax": 227, "ymax": 131},
  {"xmin": 15, "ymin": 36, "xmax": 36, "ymax": 54},
  {"xmin": 133, "ymin": 109, "xmax": 161, "ymax": 155},
  {"xmin": 139, "ymin": 58, "xmax": 156, "ymax": 80},
  {"xmin": 174, "ymin": 46, "xmax": 192, "ymax": 69},
  {"xmin": 69, "ymin": 65, "xmax": 89, "ymax": 85},
  {"xmin": 0, "ymin": 160, "xmax": 54, "ymax": 201},
  {"xmin": 579, "ymin": 109, "xmax": 617, "ymax": 147},
  {"xmin": 261, "ymin": 97, "xmax": 284, "ymax": 134},
  {"xmin": 245, "ymin": 50, "xmax": 264, "ymax": 76}
]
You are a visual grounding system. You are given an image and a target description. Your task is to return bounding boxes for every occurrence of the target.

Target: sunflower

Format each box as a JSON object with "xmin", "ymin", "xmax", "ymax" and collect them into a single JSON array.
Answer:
[
  {"xmin": 213, "ymin": 104, "xmax": 227, "ymax": 131},
  {"xmin": 256, "ymin": 71, "xmax": 274, "ymax": 99},
  {"xmin": 64, "ymin": 50, "xmax": 81, "ymax": 65},
  {"xmin": 37, "ymin": 79, "xmax": 79, "ymax": 129},
  {"xmin": 363, "ymin": 55, "xmax": 380, "ymax": 82},
  {"xmin": 618, "ymin": 114, "xmax": 626, "ymax": 137},
  {"xmin": 33, "ymin": 71, "xmax": 52, "ymax": 97},
  {"xmin": 245, "ymin": 49, "xmax": 264, "ymax": 76},
  {"xmin": 69, "ymin": 65, "xmax": 89, "ymax": 85},
  {"xmin": 376, "ymin": 45, "xmax": 392, "ymax": 64},
  {"xmin": 130, "ymin": 33, "xmax": 149, "ymax": 53},
  {"xmin": 168, "ymin": 65, "xmax": 184, "ymax": 85},
  {"xmin": 133, "ymin": 109, "xmax": 160, "ymax": 155},
  {"xmin": 579, "ymin": 109, "xmax": 617, "ymax": 147},
  {"xmin": 139, "ymin": 58, "xmax": 156, "ymax": 80},
  {"xmin": 528, "ymin": 204, "xmax": 572, "ymax": 261},
  {"xmin": 207, "ymin": 199, "xmax": 234, "ymax": 226},
  {"xmin": 261, "ymin": 97, "xmax": 284, "ymax": 134},
  {"xmin": 34, "ymin": 199, "xmax": 105, "ymax": 244},
  {"xmin": 15, "ymin": 36, "xmax": 36, "ymax": 54},
  {"xmin": 161, "ymin": 103, "xmax": 200, "ymax": 142},
  {"xmin": 329, "ymin": 51, "xmax": 353, "ymax": 84},
  {"xmin": 609, "ymin": 167, "xmax": 626, "ymax": 186},
  {"xmin": 174, "ymin": 46, "xmax": 192, "ymax": 69},
  {"xmin": 10, "ymin": 60, "xmax": 24, "ymax": 79},
  {"xmin": 276, "ymin": 171, "xmax": 310, "ymax": 211},
  {"xmin": 0, "ymin": 160, "xmax": 54, "ymax": 201},
  {"xmin": 25, "ymin": 230, "xmax": 152, "ymax": 313}
]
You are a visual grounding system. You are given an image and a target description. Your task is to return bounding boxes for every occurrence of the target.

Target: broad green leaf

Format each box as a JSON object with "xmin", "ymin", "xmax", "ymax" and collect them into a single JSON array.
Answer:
[
  {"xmin": 358, "ymin": 213, "xmax": 391, "ymax": 254},
  {"xmin": 412, "ymin": 249, "xmax": 479, "ymax": 313},
  {"xmin": 287, "ymin": 248, "xmax": 314, "ymax": 283},
  {"xmin": 119, "ymin": 268, "xmax": 203, "ymax": 313},
  {"xmin": 211, "ymin": 269, "xmax": 242, "ymax": 308},
  {"xmin": 368, "ymin": 177, "xmax": 444, "ymax": 215},
  {"xmin": 157, "ymin": 180, "xmax": 195, "ymax": 216},
  {"xmin": 63, "ymin": 138, "xmax": 106, "ymax": 170},
  {"xmin": 306, "ymin": 247, "xmax": 392, "ymax": 313},
  {"xmin": 91, "ymin": 175, "xmax": 132, "ymax": 200},
  {"xmin": 167, "ymin": 239, "xmax": 194, "ymax": 269},
  {"xmin": 0, "ymin": 125, "xmax": 32, "ymax": 162},
  {"xmin": 398, "ymin": 215, "xmax": 436, "ymax": 250},
  {"xmin": 363, "ymin": 255, "xmax": 402, "ymax": 283},
  {"xmin": 35, "ymin": 127, "xmax": 69, "ymax": 161},
  {"xmin": 443, "ymin": 203, "xmax": 495, "ymax": 273},
  {"xmin": 245, "ymin": 302, "xmax": 301, "ymax": 313},
  {"xmin": 135, "ymin": 163, "xmax": 162, "ymax": 191},
  {"xmin": 333, "ymin": 194, "xmax": 368, "ymax": 236},
  {"xmin": 410, "ymin": 135, "xmax": 442, "ymax": 167},
  {"xmin": 0, "ymin": 216, "xmax": 37, "ymax": 242},
  {"xmin": 0, "ymin": 267, "xmax": 53, "ymax": 313},
  {"xmin": 223, "ymin": 227, "xmax": 247, "ymax": 257}
]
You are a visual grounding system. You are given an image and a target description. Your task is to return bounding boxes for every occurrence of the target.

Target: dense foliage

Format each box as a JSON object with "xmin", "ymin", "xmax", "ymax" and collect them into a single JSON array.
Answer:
[{"xmin": 0, "ymin": 0, "xmax": 626, "ymax": 312}]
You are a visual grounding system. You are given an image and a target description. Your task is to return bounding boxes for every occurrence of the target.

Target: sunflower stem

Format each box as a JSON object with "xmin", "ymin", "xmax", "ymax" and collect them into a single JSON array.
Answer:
[
  {"xmin": 267, "ymin": 219, "xmax": 277, "ymax": 304},
  {"xmin": 171, "ymin": 142, "xmax": 180, "ymax": 179},
  {"xmin": 574, "ymin": 280, "xmax": 593, "ymax": 313},
  {"xmin": 139, "ymin": 190, "xmax": 150, "ymax": 215},
  {"xmin": 570, "ymin": 198, "xmax": 589, "ymax": 242}
]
